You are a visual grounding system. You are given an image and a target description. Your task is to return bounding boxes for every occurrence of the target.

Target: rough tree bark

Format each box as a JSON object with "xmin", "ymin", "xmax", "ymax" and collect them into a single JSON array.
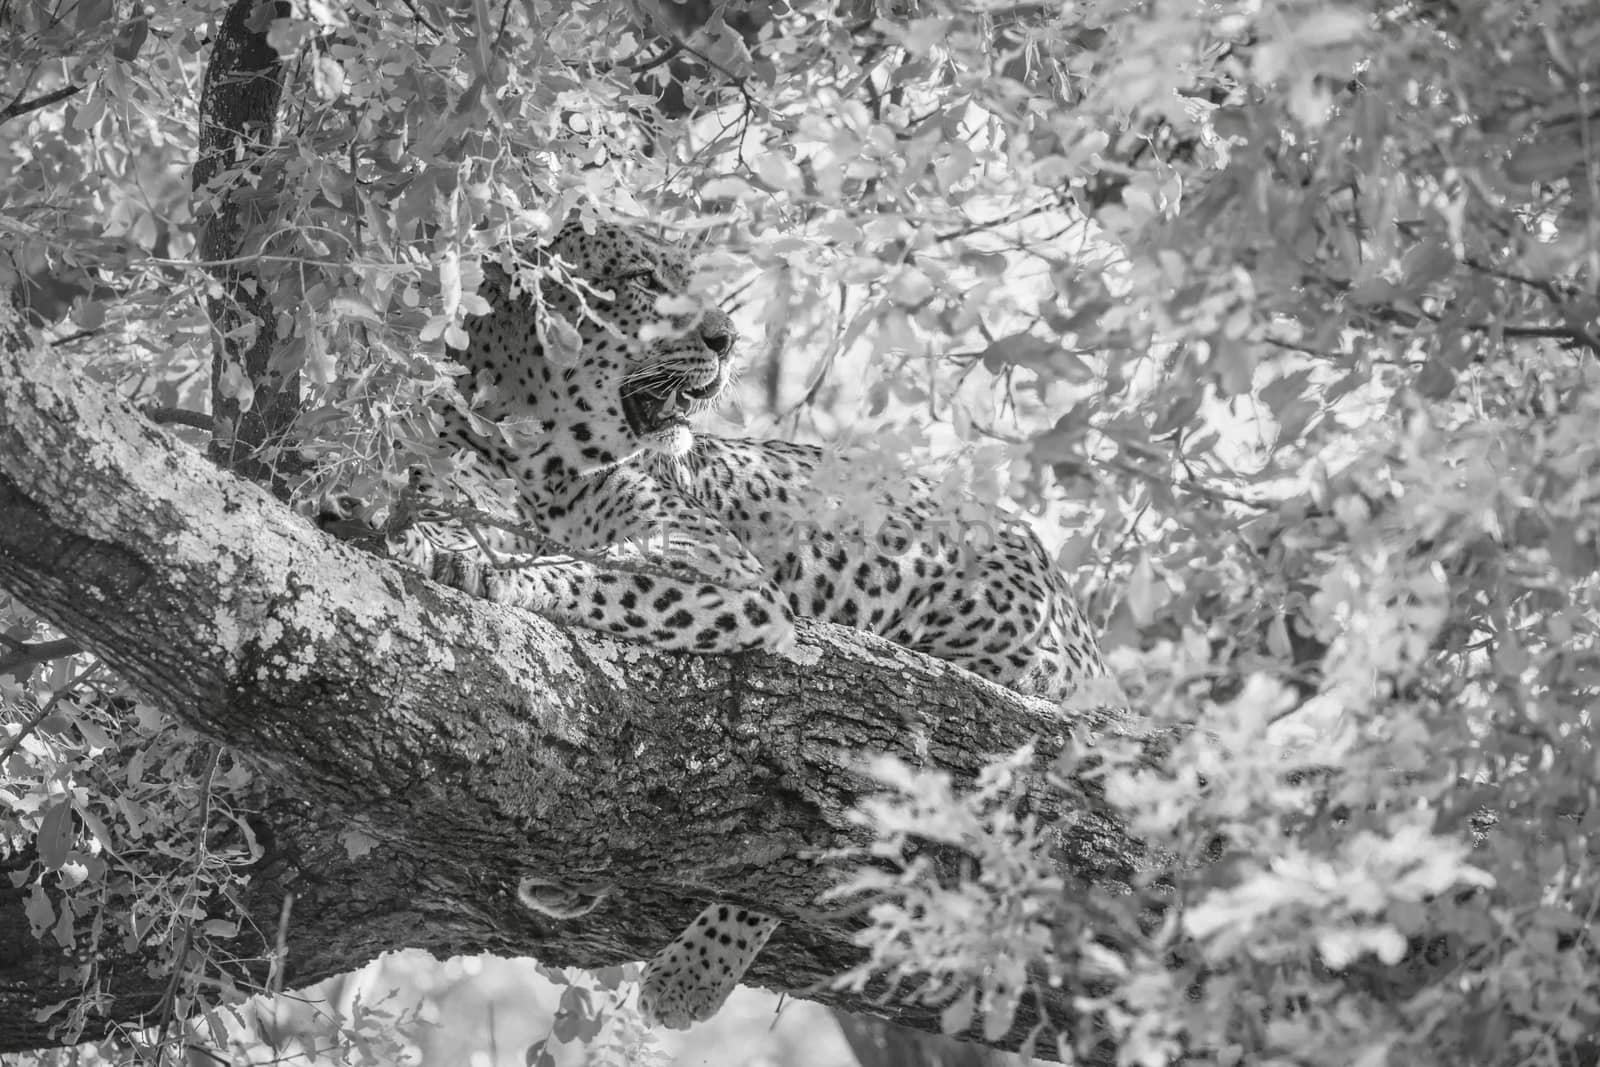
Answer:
[{"xmin": 0, "ymin": 331, "xmax": 1145, "ymax": 1059}]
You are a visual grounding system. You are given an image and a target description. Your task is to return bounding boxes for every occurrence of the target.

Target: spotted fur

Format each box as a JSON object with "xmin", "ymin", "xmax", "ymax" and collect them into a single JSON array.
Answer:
[
  {"xmin": 382, "ymin": 219, "xmax": 1112, "ymax": 1028},
  {"xmin": 637, "ymin": 905, "xmax": 781, "ymax": 1030}
]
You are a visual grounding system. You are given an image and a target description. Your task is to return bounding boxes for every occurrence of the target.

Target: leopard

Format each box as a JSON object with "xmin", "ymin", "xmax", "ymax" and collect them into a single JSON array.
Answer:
[{"xmin": 375, "ymin": 217, "xmax": 1116, "ymax": 1030}]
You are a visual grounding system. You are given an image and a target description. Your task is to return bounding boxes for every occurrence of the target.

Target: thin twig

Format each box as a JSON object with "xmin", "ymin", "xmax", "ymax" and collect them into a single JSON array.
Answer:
[
  {"xmin": 155, "ymin": 745, "xmax": 221, "ymax": 1067},
  {"xmin": 268, "ymin": 892, "xmax": 295, "ymax": 995},
  {"xmin": 153, "ymin": 920, "xmax": 196, "ymax": 1067},
  {"xmin": 0, "ymin": 84, "xmax": 81, "ymax": 125},
  {"xmin": 629, "ymin": 40, "xmax": 684, "ymax": 75},
  {"xmin": 393, "ymin": 0, "xmax": 439, "ymax": 34},
  {"xmin": 494, "ymin": 0, "xmax": 513, "ymax": 55},
  {"xmin": 145, "ymin": 407, "xmax": 215, "ymax": 432},
  {"xmin": 49, "ymin": 329, "xmax": 100, "ymax": 347}
]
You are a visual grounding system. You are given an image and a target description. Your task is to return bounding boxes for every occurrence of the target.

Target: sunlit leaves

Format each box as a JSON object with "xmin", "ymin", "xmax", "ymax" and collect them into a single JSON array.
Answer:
[
  {"xmin": 829, "ymin": 748, "xmax": 1066, "ymax": 1044},
  {"xmin": 0, "ymin": 634, "xmax": 260, "ymax": 1042}
]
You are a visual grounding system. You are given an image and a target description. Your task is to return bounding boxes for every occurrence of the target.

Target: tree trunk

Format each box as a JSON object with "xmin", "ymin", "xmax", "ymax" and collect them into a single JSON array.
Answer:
[
  {"xmin": 0, "ymin": 332, "xmax": 1145, "ymax": 1059},
  {"xmin": 193, "ymin": 0, "xmax": 298, "ymax": 490}
]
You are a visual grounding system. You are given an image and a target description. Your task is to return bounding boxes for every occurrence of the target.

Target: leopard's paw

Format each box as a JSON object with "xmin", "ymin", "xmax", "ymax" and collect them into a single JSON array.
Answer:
[{"xmin": 638, "ymin": 904, "xmax": 781, "ymax": 1029}]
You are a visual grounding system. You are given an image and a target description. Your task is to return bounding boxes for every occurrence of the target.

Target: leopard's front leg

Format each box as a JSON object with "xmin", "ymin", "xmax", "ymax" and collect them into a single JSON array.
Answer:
[
  {"xmin": 393, "ymin": 470, "xmax": 796, "ymax": 655},
  {"xmin": 483, "ymin": 558, "xmax": 794, "ymax": 654}
]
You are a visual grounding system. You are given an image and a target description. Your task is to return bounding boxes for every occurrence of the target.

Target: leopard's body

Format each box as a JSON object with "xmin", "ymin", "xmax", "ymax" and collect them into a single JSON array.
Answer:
[{"xmin": 384, "ymin": 219, "xmax": 1112, "ymax": 1029}]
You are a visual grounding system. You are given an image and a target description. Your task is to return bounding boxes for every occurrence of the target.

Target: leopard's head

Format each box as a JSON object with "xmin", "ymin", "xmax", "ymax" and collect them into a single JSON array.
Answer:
[{"xmin": 458, "ymin": 219, "xmax": 738, "ymax": 472}]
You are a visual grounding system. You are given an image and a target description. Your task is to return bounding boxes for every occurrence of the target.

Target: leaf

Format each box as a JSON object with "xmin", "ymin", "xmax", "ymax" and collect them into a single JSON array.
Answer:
[
  {"xmin": 37, "ymin": 802, "xmax": 72, "ymax": 871},
  {"xmin": 73, "ymin": 300, "xmax": 105, "ymax": 330},
  {"xmin": 305, "ymin": 325, "xmax": 337, "ymax": 385},
  {"xmin": 202, "ymin": 919, "xmax": 240, "ymax": 938},
  {"xmin": 25, "ymin": 884, "xmax": 53, "ymax": 937},
  {"xmin": 341, "ymin": 828, "xmax": 379, "ymax": 860},
  {"xmin": 232, "ymin": 813, "xmax": 263, "ymax": 862},
  {"xmin": 313, "ymin": 54, "xmax": 347, "ymax": 100},
  {"xmin": 75, "ymin": 0, "xmax": 113, "ymax": 32},
  {"xmin": 76, "ymin": 807, "xmax": 112, "ymax": 853},
  {"xmin": 1401, "ymin": 241, "xmax": 1456, "ymax": 291},
  {"xmin": 51, "ymin": 898, "xmax": 74, "ymax": 947},
  {"xmin": 1267, "ymin": 614, "xmax": 1292, "ymax": 659},
  {"xmin": 216, "ymin": 360, "xmax": 256, "ymax": 413},
  {"xmin": 1149, "ymin": 392, "xmax": 1202, "ymax": 436},
  {"xmin": 1414, "ymin": 356, "xmax": 1456, "ymax": 399},
  {"xmin": 70, "ymin": 93, "xmax": 105, "ymax": 132},
  {"xmin": 980, "ymin": 332, "xmax": 1080, "ymax": 377},
  {"xmin": 1294, "ymin": 9, "xmax": 1370, "ymax": 47},
  {"xmin": 57, "ymin": 859, "xmax": 89, "ymax": 889},
  {"xmin": 419, "ymin": 315, "xmax": 448, "ymax": 343},
  {"xmin": 1016, "ymin": 1022, "xmax": 1046, "ymax": 1064},
  {"xmin": 1506, "ymin": 135, "xmax": 1588, "ymax": 184},
  {"xmin": 753, "ymin": 151, "xmax": 803, "ymax": 192},
  {"xmin": 1126, "ymin": 555, "xmax": 1165, "ymax": 625},
  {"xmin": 438, "ymin": 250, "xmax": 462, "ymax": 316},
  {"xmin": 701, "ymin": 175, "xmax": 756, "ymax": 201},
  {"xmin": 940, "ymin": 987, "xmax": 975, "ymax": 1035},
  {"xmin": 112, "ymin": 16, "xmax": 150, "ymax": 61},
  {"xmin": 538, "ymin": 314, "xmax": 583, "ymax": 367},
  {"xmin": 113, "ymin": 795, "xmax": 147, "ymax": 838},
  {"xmin": 983, "ymin": 986, "xmax": 1017, "ymax": 1042},
  {"xmin": 75, "ymin": 715, "xmax": 112, "ymax": 752},
  {"xmin": 700, "ymin": 11, "xmax": 753, "ymax": 74}
]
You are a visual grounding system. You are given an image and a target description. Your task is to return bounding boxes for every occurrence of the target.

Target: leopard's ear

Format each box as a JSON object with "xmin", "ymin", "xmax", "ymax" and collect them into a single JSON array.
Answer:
[
  {"xmin": 526, "ymin": 207, "xmax": 592, "ymax": 273},
  {"xmin": 555, "ymin": 204, "xmax": 585, "ymax": 236},
  {"xmin": 539, "ymin": 211, "xmax": 585, "ymax": 253}
]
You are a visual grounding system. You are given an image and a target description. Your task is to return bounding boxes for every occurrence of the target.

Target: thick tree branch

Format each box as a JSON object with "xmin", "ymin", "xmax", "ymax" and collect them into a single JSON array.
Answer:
[{"xmin": 0, "ymin": 335, "xmax": 1143, "ymax": 1058}]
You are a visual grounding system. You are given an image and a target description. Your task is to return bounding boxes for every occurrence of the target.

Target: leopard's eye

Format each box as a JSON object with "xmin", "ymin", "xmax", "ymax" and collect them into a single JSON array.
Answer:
[{"xmin": 623, "ymin": 270, "xmax": 667, "ymax": 294}]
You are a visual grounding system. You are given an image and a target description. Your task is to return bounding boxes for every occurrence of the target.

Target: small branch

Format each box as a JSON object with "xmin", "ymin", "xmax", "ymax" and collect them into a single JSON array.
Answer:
[
  {"xmin": 145, "ymin": 406, "xmax": 215, "ymax": 432},
  {"xmin": 629, "ymin": 40, "xmax": 684, "ymax": 75},
  {"xmin": 0, "ymin": 659, "xmax": 102, "ymax": 764},
  {"xmin": 494, "ymin": 0, "xmax": 514, "ymax": 55},
  {"xmin": 1261, "ymin": 335, "xmax": 1345, "ymax": 361},
  {"xmin": 153, "ymin": 897, "xmax": 197, "ymax": 1067},
  {"xmin": 932, "ymin": 197, "xmax": 1072, "ymax": 243},
  {"xmin": 1489, "ymin": 322, "xmax": 1600, "ymax": 344},
  {"xmin": 0, "ymin": 85, "xmax": 81, "ymax": 125},
  {"xmin": 267, "ymin": 892, "xmax": 295, "ymax": 995},
  {"xmin": 1462, "ymin": 256, "xmax": 1579, "ymax": 304},
  {"xmin": 1099, "ymin": 453, "xmax": 1270, "ymax": 510},
  {"xmin": 1457, "ymin": 255, "xmax": 1600, "ymax": 354},
  {"xmin": 392, "ymin": 0, "xmax": 439, "ymax": 34},
  {"xmin": 1385, "ymin": 226, "xmax": 1600, "ymax": 356},
  {"xmin": 1348, "ymin": 297, "xmax": 1600, "ymax": 357},
  {"xmin": 50, "ymin": 329, "xmax": 100, "ymax": 347},
  {"xmin": 0, "ymin": 637, "xmax": 82, "ymax": 674}
]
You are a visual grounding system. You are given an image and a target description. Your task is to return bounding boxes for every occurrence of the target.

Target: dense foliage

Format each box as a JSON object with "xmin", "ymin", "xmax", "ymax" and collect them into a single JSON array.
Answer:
[{"xmin": 4, "ymin": 0, "xmax": 1599, "ymax": 1062}]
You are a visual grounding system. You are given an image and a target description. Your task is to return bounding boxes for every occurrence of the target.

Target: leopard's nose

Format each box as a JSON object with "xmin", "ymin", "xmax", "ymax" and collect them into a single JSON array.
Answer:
[{"xmin": 700, "ymin": 311, "xmax": 736, "ymax": 358}]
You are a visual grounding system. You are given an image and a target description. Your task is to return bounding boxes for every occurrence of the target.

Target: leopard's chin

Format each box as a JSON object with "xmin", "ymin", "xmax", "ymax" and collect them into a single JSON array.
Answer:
[{"xmin": 648, "ymin": 424, "xmax": 696, "ymax": 457}]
